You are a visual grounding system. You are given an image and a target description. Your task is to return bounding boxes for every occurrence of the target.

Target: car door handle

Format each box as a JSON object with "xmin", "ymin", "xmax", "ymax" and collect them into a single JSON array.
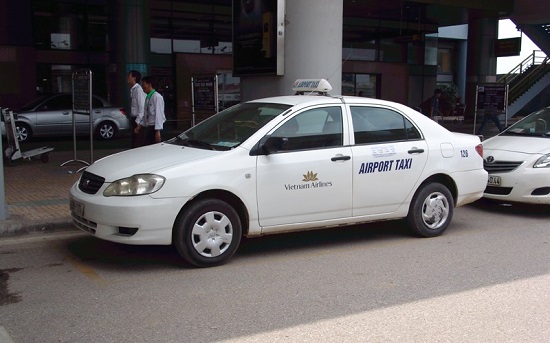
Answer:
[
  {"xmin": 63, "ymin": 111, "xmax": 70, "ymax": 115},
  {"xmin": 408, "ymin": 148, "xmax": 425, "ymax": 154},
  {"xmin": 331, "ymin": 155, "xmax": 351, "ymax": 161}
]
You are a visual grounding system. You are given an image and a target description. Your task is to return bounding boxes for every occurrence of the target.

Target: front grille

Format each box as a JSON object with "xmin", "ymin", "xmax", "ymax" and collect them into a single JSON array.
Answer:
[
  {"xmin": 78, "ymin": 171, "xmax": 105, "ymax": 194},
  {"xmin": 484, "ymin": 186, "xmax": 513, "ymax": 195},
  {"xmin": 484, "ymin": 160, "xmax": 523, "ymax": 173}
]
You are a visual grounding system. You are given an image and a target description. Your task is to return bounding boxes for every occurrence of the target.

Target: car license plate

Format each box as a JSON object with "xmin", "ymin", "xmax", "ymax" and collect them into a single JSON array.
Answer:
[
  {"xmin": 70, "ymin": 199, "xmax": 84, "ymax": 216},
  {"xmin": 487, "ymin": 176, "xmax": 501, "ymax": 186}
]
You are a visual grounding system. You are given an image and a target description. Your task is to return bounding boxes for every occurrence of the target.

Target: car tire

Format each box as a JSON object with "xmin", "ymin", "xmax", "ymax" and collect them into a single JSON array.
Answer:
[
  {"xmin": 407, "ymin": 182, "xmax": 454, "ymax": 237},
  {"xmin": 173, "ymin": 198, "xmax": 242, "ymax": 267},
  {"xmin": 96, "ymin": 121, "xmax": 117, "ymax": 140},
  {"xmin": 15, "ymin": 123, "xmax": 32, "ymax": 143}
]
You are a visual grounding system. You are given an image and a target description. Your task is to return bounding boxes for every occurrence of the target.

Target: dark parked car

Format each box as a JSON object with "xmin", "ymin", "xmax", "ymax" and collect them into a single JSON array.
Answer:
[{"xmin": 3, "ymin": 93, "xmax": 130, "ymax": 143}]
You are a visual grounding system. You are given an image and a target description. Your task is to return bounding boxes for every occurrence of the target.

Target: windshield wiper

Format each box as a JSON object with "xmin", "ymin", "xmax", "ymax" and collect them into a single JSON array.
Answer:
[
  {"xmin": 502, "ymin": 130, "xmax": 549, "ymax": 137},
  {"xmin": 185, "ymin": 139, "xmax": 216, "ymax": 150},
  {"xmin": 167, "ymin": 135, "xmax": 188, "ymax": 146}
]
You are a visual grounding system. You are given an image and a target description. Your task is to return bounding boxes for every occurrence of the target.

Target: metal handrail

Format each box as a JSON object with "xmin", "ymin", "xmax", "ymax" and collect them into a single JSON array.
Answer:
[
  {"xmin": 508, "ymin": 56, "xmax": 550, "ymax": 103},
  {"xmin": 497, "ymin": 50, "xmax": 550, "ymax": 104},
  {"xmin": 497, "ymin": 50, "xmax": 547, "ymax": 84}
]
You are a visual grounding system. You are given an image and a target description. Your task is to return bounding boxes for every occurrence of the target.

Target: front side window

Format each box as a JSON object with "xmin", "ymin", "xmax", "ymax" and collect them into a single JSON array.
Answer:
[
  {"xmin": 40, "ymin": 95, "xmax": 72, "ymax": 111},
  {"xmin": 270, "ymin": 106, "xmax": 343, "ymax": 152},
  {"xmin": 351, "ymin": 106, "xmax": 421, "ymax": 144}
]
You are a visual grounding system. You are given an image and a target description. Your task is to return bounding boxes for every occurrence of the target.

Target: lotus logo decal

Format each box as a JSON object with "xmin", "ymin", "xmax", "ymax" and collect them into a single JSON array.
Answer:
[
  {"xmin": 486, "ymin": 156, "xmax": 495, "ymax": 163},
  {"xmin": 285, "ymin": 171, "xmax": 332, "ymax": 191},
  {"xmin": 302, "ymin": 171, "xmax": 318, "ymax": 182}
]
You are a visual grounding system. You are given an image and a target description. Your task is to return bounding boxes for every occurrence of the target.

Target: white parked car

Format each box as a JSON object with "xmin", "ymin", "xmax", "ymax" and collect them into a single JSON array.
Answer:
[
  {"xmin": 70, "ymin": 79, "xmax": 487, "ymax": 267},
  {"xmin": 482, "ymin": 106, "xmax": 550, "ymax": 204}
]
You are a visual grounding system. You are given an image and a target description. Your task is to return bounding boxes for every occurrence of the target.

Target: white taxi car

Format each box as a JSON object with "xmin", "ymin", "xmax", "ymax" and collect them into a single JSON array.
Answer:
[
  {"xmin": 482, "ymin": 106, "xmax": 550, "ymax": 204},
  {"xmin": 70, "ymin": 79, "xmax": 487, "ymax": 267}
]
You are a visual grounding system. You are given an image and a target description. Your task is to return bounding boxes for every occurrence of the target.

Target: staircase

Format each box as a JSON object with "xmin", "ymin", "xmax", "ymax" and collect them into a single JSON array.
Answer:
[{"xmin": 497, "ymin": 50, "xmax": 550, "ymax": 118}]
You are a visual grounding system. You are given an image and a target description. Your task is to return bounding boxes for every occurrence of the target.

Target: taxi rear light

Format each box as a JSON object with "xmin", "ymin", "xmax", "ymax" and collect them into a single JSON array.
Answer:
[
  {"xmin": 119, "ymin": 108, "xmax": 127, "ymax": 116},
  {"xmin": 475, "ymin": 144, "xmax": 483, "ymax": 157}
]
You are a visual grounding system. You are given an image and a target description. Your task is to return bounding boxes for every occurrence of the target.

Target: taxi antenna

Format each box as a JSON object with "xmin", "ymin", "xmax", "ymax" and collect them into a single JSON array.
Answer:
[{"xmin": 324, "ymin": 50, "xmax": 353, "ymax": 87}]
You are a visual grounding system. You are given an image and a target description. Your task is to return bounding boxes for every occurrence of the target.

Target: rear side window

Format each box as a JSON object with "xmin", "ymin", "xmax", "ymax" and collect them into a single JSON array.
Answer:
[
  {"xmin": 351, "ymin": 106, "xmax": 421, "ymax": 144},
  {"xmin": 92, "ymin": 96, "xmax": 105, "ymax": 108}
]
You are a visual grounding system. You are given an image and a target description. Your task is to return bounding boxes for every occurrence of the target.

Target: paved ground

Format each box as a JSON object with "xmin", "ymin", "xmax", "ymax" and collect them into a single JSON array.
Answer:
[
  {"xmin": 0, "ymin": 148, "xmax": 124, "ymax": 236},
  {"xmin": 0, "ymin": 118, "xmax": 503, "ymax": 237}
]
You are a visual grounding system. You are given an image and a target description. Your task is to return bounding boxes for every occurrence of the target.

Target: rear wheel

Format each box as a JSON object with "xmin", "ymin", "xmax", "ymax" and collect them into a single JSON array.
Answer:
[
  {"xmin": 407, "ymin": 182, "xmax": 453, "ymax": 237},
  {"xmin": 96, "ymin": 121, "xmax": 117, "ymax": 140},
  {"xmin": 15, "ymin": 123, "xmax": 32, "ymax": 143},
  {"xmin": 173, "ymin": 199, "xmax": 242, "ymax": 267}
]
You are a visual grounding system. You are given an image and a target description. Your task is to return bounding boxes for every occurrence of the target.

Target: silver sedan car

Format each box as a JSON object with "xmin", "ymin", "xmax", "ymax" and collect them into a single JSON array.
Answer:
[{"xmin": 5, "ymin": 93, "xmax": 130, "ymax": 143}]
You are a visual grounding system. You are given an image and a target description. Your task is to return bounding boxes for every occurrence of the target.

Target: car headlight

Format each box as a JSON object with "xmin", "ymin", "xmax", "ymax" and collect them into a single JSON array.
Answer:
[
  {"xmin": 533, "ymin": 154, "xmax": 550, "ymax": 168},
  {"xmin": 103, "ymin": 174, "xmax": 165, "ymax": 196}
]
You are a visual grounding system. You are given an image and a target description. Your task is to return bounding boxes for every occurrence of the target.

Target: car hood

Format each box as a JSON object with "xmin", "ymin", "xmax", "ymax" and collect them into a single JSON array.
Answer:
[
  {"xmin": 483, "ymin": 135, "xmax": 550, "ymax": 155},
  {"xmin": 85, "ymin": 143, "xmax": 220, "ymax": 181}
]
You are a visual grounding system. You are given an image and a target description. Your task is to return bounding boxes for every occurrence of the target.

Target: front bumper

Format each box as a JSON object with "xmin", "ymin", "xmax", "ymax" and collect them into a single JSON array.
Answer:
[
  {"xmin": 483, "ymin": 167, "xmax": 550, "ymax": 204},
  {"xmin": 69, "ymin": 183, "xmax": 190, "ymax": 245}
]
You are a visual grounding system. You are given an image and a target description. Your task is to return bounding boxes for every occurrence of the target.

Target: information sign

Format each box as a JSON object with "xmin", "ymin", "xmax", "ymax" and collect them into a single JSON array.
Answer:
[
  {"xmin": 73, "ymin": 70, "xmax": 92, "ymax": 114},
  {"xmin": 192, "ymin": 76, "xmax": 217, "ymax": 112},
  {"xmin": 476, "ymin": 84, "xmax": 507, "ymax": 114}
]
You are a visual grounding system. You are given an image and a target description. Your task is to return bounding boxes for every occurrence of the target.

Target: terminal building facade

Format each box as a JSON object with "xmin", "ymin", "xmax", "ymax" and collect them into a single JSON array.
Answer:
[{"xmin": 0, "ymin": 0, "xmax": 548, "ymax": 130}]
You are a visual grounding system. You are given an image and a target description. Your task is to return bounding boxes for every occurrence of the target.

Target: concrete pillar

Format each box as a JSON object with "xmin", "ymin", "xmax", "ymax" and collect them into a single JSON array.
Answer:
[
  {"xmin": 108, "ymin": 0, "xmax": 150, "ymax": 109},
  {"xmin": 464, "ymin": 16, "xmax": 498, "ymax": 119},
  {"xmin": 241, "ymin": 0, "xmax": 343, "ymax": 100},
  {"xmin": 457, "ymin": 40, "xmax": 468, "ymax": 101}
]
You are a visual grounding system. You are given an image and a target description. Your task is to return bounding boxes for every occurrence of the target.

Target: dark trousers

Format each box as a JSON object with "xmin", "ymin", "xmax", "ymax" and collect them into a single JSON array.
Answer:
[
  {"xmin": 130, "ymin": 119, "xmax": 144, "ymax": 148},
  {"xmin": 143, "ymin": 126, "xmax": 161, "ymax": 146},
  {"xmin": 477, "ymin": 113, "xmax": 504, "ymax": 135}
]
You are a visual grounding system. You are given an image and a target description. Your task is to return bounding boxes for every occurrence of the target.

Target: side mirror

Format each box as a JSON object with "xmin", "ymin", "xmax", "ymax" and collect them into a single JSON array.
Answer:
[
  {"xmin": 262, "ymin": 136, "xmax": 290, "ymax": 155},
  {"xmin": 250, "ymin": 135, "xmax": 289, "ymax": 155}
]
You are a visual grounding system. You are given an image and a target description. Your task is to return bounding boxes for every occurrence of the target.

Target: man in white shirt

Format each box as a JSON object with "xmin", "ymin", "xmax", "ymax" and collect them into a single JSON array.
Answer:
[
  {"xmin": 137, "ymin": 76, "xmax": 166, "ymax": 145},
  {"xmin": 127, "ymin": 70, "xmax": 146, "ymax": 148}
]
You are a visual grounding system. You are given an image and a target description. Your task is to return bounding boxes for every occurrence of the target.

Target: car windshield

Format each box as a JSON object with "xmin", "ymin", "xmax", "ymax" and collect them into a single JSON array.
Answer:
[
  {"xmin": 168, "ymin": 102, "xmax": 291, "ymax": 150},
  {"xmin": 502, "ymin": 107, "xmax": 550, "ymax": 137}
]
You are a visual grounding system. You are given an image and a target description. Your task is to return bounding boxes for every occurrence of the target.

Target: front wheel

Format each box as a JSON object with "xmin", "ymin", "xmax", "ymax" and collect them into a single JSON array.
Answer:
[
  {"xmin": 407, "ymin": 182, "xmax": 454, "ymax": 237},
  {"xmin": 15, "ymin": 123, "xmax": 32, "ymax": 143},
  {"xmin": 173, "ymin": 199, "xmax": 242, "ymax": 267}
]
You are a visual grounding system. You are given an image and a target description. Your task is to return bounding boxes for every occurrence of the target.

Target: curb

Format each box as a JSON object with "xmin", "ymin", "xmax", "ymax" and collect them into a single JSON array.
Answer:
[{"xmin": 0, "ymin": 217, "xmax": 76, "ymax": 238}]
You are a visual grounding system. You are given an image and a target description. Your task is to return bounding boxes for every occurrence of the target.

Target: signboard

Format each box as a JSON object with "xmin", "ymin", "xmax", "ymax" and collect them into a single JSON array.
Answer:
[
  {"xmin": 65, "ymin": 69, "xmax": 94, "ymax": 167},
  {"xmin": 233, "ymin": 0, "xmax": 284, "ymax": 76},
  {"xmin": 476, "ymin": 84, "xmax": 507, "ymax": 114},
  {"xmin": 494, "ymin": 37, "xmax": 521, "ymax": 57},
  {"xmin": 72, "ymin": 70, "xmax": 92, "ymax": 114},
  {"xmin": 191, "ymin": 75, "xmax": 218, "ymax": 126},
  {"xmin": 192, "ymin": 76, "xmax": 217, "ymax": 112}
]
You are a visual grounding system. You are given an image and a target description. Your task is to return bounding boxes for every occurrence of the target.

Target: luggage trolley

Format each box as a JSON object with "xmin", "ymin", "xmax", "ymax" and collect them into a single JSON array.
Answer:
[{"xmin": 2, "ymin": 108, "xmax": 54, "ymax": 164}]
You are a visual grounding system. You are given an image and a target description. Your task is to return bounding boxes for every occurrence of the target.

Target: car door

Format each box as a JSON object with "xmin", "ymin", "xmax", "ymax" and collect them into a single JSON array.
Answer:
[
  {"xmin": 350, "ymin": 105, "xmax": 428, "ymax": 216},
  {"xmin": 34, "ymin": 94, "xmax": 74, "ymax": 135},
  {"xmin": 256, "ymin": 105, "xmax": 353, "ymax": 227},
  {"xmin": 74, "ymin": 96, "xmax": 104, "ymax": 134}
]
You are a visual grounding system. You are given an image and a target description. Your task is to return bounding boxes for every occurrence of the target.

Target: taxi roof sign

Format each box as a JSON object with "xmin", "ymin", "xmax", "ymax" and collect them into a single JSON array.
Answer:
[{"xmin": 292, "ymin": 79, "xmax": 332, "ymax": 94}]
